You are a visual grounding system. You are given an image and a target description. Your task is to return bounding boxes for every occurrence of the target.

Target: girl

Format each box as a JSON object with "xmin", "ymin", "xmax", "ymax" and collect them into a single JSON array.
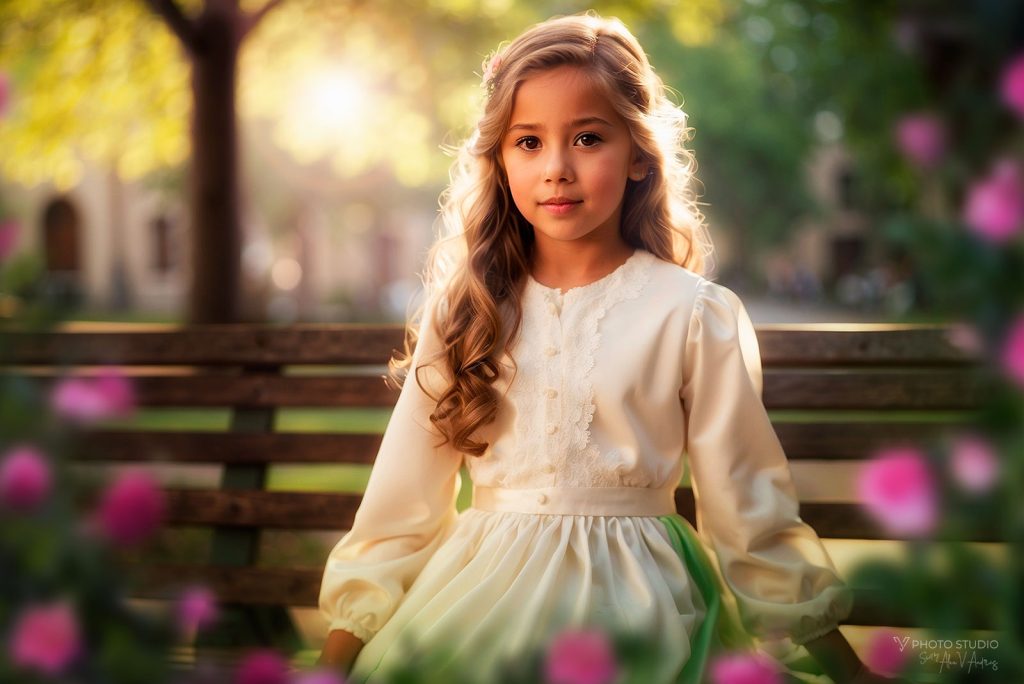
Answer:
[{"xmin": 319, "ymin": 13, "xmax": 894, "ymax": 684}]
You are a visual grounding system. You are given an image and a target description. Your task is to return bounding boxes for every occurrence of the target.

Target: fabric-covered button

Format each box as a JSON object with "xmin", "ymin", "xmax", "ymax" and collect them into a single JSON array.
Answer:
[
  {"xmin": 537, "ymin": 493, "xmax": 548, "ymax": 504},
  {"xmin": 543, "ymin": 463, "xmax": 555, "ymax": 473},
  {"xmin": 545, "ymin": 388, "xmax": 558, "ymax": 398},
  {"xmin": 544, "ymin": 346, "xmax": 558, "ymax": 357},
  {"xmin": 547, "ymin": 303, "xmax": 559, "ymax": 315},
  {"xmin": 545, "ymin": 424, "xmax": 558, "ymax": 434}
]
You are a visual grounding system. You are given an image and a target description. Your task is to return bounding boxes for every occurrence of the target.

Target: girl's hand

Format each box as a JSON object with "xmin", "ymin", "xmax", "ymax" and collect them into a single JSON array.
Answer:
[{"xmin": 317, "ymin": 629, "xmax": 365, "ymax": 675}]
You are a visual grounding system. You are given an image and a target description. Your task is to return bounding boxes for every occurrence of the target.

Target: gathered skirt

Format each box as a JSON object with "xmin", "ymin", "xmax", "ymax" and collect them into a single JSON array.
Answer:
[{"xmin": 344, "ymin": 507, "xmax": 823, "ymax": 684}]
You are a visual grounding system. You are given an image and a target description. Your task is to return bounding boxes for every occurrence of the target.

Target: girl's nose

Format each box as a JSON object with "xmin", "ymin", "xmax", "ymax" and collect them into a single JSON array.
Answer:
[{"xmin": 543, "ymin": 148, "xmax": 574, "ymax": 183}]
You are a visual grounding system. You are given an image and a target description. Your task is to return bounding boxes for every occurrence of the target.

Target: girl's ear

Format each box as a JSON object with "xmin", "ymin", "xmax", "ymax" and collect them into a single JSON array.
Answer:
[
  {"xmin": 627, "ymin": 144, "xmax": 649, "ymax": 181},
  {"xmin": 628, "ymin": 157, "xmax": 649, "ymax": 182}
]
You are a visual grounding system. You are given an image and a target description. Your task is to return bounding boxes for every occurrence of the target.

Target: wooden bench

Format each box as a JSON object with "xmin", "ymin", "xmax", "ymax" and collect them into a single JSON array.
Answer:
[{"xmin": 2, "ymin": 321, "xmax": 987, "ymax": 666}]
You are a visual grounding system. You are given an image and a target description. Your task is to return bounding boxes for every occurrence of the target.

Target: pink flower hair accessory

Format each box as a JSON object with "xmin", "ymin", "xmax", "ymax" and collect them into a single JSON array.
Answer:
[{"xmin": 481, "ymin": 49, "xmax": 505, "ymax": 92}]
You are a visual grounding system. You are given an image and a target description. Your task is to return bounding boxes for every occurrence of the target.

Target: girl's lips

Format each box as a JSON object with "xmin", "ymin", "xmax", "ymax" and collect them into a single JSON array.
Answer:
[{"xmin": 540, "ymin": 200, "xmax": 582, "ymax": 216}]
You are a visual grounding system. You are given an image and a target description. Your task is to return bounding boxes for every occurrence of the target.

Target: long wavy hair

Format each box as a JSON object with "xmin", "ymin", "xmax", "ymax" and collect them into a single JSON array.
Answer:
[{"xmin": 387, "ymin": 11, "xmax": 715, "ymax": 457}]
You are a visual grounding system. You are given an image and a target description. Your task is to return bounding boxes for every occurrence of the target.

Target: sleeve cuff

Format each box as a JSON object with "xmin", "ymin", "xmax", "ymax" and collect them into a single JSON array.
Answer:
[
  {"xmin": 734, "ymin": 581, "xmax": 855, "ymax": 646},
  {"xmin": 786, "ymin": 584, "xmax": 855, "ymax": 646},
  {"xmin": 329, "ymin": 617, "xmax": 374, "ymax": 644},
  {"xmin": 790, "ymin": 620, "xmax": 842, "ymax": 646}
]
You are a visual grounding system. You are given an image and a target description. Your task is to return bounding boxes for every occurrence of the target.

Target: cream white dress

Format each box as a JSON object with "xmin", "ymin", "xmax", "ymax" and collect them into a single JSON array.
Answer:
[{"xmin": 318, "ymin": 248, "xmax": 854, "ymax": 683}]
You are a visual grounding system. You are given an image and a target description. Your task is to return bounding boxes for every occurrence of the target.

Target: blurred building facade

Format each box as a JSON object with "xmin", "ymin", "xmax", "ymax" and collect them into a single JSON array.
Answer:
[
  {"xmin": 0, "ymin": 161, "xmax": 437, "ymax": 323},
  {"xmin": 2, "ymin": 135, "xmax": 914, "ymax": 322}
]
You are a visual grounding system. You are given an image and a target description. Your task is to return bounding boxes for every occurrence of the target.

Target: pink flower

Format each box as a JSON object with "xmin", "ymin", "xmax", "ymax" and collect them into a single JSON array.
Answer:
[
  {"xmin": 857, "ymin": 447, "xmax": 938, "ymax": 537},
  {"xmin": 176, "ymin": 585, "xmax": 220, "ymax": 634},
  {"xmin": 1001, "ymin": 314, "xmax": 1024, "ymax": 387},
  {"xmin": 945, "ymin": 322, "xmax": 984, "ymax": 356},
  {"xmin": 709, "ymin": 651, "xmax": 783, "ymax": 684},
  {"xmin": 0, "ymin": 71, "xmax": 9, "ymax": 117},
  {"xmin": 291, "ymin": 670, "xmax": 347, "ymax": 684},
  {"xmin": 544, "ymin": 629, "xmax": 618, "ymax": 684},
  {"xmin": 482, "ymin": 52, "xmax": 503, "ymax": 83},
  {"xmin": 864, "ymin": 628, "xmax": 909, "ymax": 677},
  {"xmin": 1000, "ymin": 52, "xmax": 1024, "ymax": 119},
  {"xmin": 235, "ymin": 649, "xmax": 290, "ymax": 684},
  {"xmin": 51, "ymin": 368, "xmax": 136, "ymax": 423},
  {"xmin": 0, "ymin": 219, "xmax": 18, "ymax": 262},
  {"xmin": 950, "ymin": 435, "xmax": 1000, "ymax": 493},
  {"xmin": 0, "ymin": 444, "xmax": 53, "ymax": 511},
  {"xmin": 8, "ymin": 599, "xmax": 82, "ymax": 676},
  {"xmin": 95, "ymin": 468, "xmax": 166, "ymax": 546},
  {"xmin": 893, "ymin": 113, "xmax": 946, "ymax": 168},
  {"xmin": 962, "ymin": 159, "xmax": 1024, "ymax": 243},
  {"xmin": 93, "ymin": 368, "xmax": 136, "ymax": 413}
]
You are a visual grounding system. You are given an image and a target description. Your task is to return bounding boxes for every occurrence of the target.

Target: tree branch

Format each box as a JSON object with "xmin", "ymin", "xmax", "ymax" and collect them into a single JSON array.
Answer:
[
  {"xmin": 143, "ymin": 0, "xmax": 198, "ymax": 53},
  {"xmin": 241, "ymin": 0, "xmax": 286, "ymax": 38}
]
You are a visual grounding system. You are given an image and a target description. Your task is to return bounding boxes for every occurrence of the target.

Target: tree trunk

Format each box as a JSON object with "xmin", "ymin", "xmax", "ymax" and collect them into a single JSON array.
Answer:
[{"xmin": 188, "ymin": 2, "xmax": 242, "ymax": 323}]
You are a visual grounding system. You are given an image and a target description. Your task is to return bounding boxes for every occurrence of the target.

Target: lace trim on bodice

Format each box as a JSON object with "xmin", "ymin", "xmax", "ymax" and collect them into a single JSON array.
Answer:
[{"xmin": 489, "ymin": 248, "xmax": 654, "ymax": 488}]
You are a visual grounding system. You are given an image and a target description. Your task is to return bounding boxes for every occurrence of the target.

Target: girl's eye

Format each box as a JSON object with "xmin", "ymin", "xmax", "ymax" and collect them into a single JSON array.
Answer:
[
  {"xmin": 575, "ymin": 133, "xmax": 602, "ymax": 147},
  {"xmin": 514, "ymin": 136, "xmax": 541, "ymax": 150}
]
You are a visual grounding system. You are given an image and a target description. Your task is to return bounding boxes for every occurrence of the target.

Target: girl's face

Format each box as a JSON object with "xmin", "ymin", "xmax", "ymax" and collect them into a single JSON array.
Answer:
[{"xmin": 500, "ymin": 66, "xmax": 647, "ymax": 248}]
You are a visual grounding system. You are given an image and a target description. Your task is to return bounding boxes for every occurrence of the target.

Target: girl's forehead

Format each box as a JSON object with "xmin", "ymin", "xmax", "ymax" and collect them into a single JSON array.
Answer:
[
  {"xmin": 515, "ymin": 65, "xmax": 600, "ymax": 98},
  {"xmin": 508, "ymin": 66, "xmax": 622, "ymax": 127}
]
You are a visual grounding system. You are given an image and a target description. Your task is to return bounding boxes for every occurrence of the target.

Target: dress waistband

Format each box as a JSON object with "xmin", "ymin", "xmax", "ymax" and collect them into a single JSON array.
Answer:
[{"xmin": 471, "ymin": 485, "xmax": 677, "ymax": 517}]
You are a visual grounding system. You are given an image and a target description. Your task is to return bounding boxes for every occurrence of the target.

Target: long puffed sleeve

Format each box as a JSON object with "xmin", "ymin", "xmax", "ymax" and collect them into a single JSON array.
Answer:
[
  {"xmin": 319, "ymin": 291, "xmax": 463, "ymax": 643},
  {"xmin": 679, "ymin": 278, "xmax": 854, "ymax": 646}
]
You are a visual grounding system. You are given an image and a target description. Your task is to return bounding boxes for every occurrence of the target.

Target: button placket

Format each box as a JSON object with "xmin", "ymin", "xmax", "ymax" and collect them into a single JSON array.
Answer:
[{"xmin": 541, "ymin": 291, "xmax": 564, "ymax": 487}]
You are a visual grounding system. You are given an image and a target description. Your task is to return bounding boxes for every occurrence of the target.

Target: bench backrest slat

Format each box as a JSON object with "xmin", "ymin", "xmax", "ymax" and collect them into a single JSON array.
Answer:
[
  {"xmin": 3, "ymin": 324, "xmax": 973, "ymax": 366},
  {"xmin": 76, "ymin": 421, "xmax": 969, "ymax": 465}
]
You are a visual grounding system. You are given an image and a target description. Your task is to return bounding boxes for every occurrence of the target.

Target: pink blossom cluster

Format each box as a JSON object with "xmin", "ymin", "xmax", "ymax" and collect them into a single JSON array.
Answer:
[
  {"xmin": 2, "ymin": 368, "xmax": 191, "ymax": 677},
  {"xmin": 962, "ymin": 159, "xmax": 1024, "ymax": 243},
  {"xmin": 7, "ymin": 600, "xmax": 82, "ymax": 676},
  {"xmin": 228, "ymin": 651, "xmax": 349, "ymax": 684},
  {"xmin": 1002, "ymin": 315, "xmax": 1024, "ymax": 387},
  {"xmin": 945, "ymin": 318, "xmax": 1024, "ymax": 389},
  {"xmin": 894, "ymin": 113, "xmax": 946, "ymax": 169},
  {"xmin": 0, "ymin": 444, "xmax": 53, "ymax": 511},
  {"xmin": 50, "ymin": 368, "xmax": 137, "ymax": 423},
  {"xmin": 544, "ymin": 629, "xmax": 618, "ymax": 684},
  {"xmin": 857, "ymin": 435, "xmax": 1001, "ymax": 538},
  {"xmin": 1001, "ymin": 52, "xmax": 1024, "ymax": 119},
  {"xmin": 893, "ymin": 53, "xmax": 1024, "ymax": 246},
  {"xmin": 709, "ymin": 651, "xmax": 782, "ymax": 684},
  {"xmin": 3, "ymin": 585, "xmax": 222, "ymax": 678}
]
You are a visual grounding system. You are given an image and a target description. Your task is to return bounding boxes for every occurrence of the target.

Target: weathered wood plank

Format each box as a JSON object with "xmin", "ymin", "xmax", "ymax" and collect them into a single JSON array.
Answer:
[
  {"xmin": 125, "ymin": 564, "xmax": 323, "ymax": 606},
  {"xmin": 762, "ymin": 368, "xmax": 982, "ymax": 410},
  {"xmin": 770, "ymin": 421, "xmax": 968, "ymax": 459},
  {"xmin": 674, "ymin": 490, "xmax": 1000, "ymax": 541},
  {"xmin": 2, "ymin": 325, "xmax": 977, "ymax": 367},
  {"xmin": 74, "ymin": 422, "xmax": 964, "ymax": 465},
  {"xmin": 755, "ymin": 326, "xmax": 975, "ymax": 366},
  {"xmin": 24, "ymin": 375, "xmax": 400, "ymax": 408},
  {"xmin": 1, "ymin": 325, "xmax": 406, "ymax": 366},
  {"xmin": 75, "ymin": 431, "xmax": 383, "ymax": 465},
  {"xmin": 159, "ymin": 489, "xmax": 999, "ymax": 541},
  {"xmin": 166, "ymin": 489, "xmax": 362, "ymax": 529},
  {"xmin": 17, "ymin": 368, "xmax": 981, "ymax": 409}
]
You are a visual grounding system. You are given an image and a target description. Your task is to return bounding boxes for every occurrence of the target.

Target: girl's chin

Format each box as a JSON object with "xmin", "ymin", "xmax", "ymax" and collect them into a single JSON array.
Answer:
[{"xmin": 530, "ymin": 228, "xmax": 610, "ymax": 244}]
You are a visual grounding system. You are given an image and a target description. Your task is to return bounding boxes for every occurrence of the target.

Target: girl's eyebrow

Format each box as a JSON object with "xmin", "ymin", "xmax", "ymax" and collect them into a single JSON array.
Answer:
[{"xmin": 507, "ymin": 116, "xmax": 614, "ymax": 133}]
